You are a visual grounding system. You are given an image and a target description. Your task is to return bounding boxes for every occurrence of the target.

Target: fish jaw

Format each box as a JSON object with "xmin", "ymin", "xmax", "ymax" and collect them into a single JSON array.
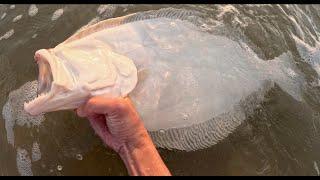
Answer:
[
  {"xmin": 24, "ymin": 48, "xmax": 90, "ymax": 116},
  {"xmin": 24, "ymin": 40, "xmax": 138, "ymax": 116},
  {"xmin": 24, "ymin": 83, "xmax": 91, "ymax": 116}
]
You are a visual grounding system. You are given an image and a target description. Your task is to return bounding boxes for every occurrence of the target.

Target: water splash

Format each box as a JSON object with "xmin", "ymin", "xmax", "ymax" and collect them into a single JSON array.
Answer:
[
  {"xmin": 51, "ymin": 8, "xmax": 64, "ymax": 21},
  {"xmin": 16, "ymin": 147, "xmax": 33, "ymax": 176},
  {"xmin": 1, "ymin": 12, "xmax": 6, "ymax": 20},
  {"xmin": 0, "ymin": 29, "xmax": 14, "ymax": 41},
  {"xmin": 28, "ymin": 4, "xmax": 38, "ymax": 17},
  {"xmin": 12, "ymin": 15, "xmax": 22, "ymax": 23},
  {"xmin": 31, "ymin": 142, "xmax": 41, "ymax": 162},
  {"xmin": 2, "ymin": 81, "xmax": 45, "ymax": 146}
]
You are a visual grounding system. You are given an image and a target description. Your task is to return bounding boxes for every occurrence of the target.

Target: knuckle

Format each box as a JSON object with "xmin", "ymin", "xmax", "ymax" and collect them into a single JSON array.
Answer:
[
  {"xmin": 85, "ymin": 98, "xmax": 99, "ymax": 112},
  {"xmin": 113, "ymin": 100, "xmax": 129, "ymax": 114},
  {"xmin": 87, "ymin": 97, "xmax": 99, "ymax": 105}
]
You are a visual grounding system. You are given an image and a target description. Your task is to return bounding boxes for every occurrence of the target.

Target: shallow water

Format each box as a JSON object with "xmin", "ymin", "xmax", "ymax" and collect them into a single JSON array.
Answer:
[{"xmin": 1, "ymin": 4, "xmax": 320, "ymax": 176}]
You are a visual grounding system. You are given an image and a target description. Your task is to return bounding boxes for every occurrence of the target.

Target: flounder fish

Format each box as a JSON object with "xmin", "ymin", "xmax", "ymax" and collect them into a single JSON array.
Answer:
[{"xmin": 24, "ymin": 8, "xmax": 302, "ymax": 151}]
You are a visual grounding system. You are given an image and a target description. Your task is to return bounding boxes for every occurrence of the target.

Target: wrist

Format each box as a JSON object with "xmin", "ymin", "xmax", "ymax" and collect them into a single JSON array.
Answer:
[
  {"xmin": 118, "ymin": 132, "xmax": 153, "ymax": 176},
  {"xmin": 118, "ymin": 131, "xmax": 171, "ymax": 176},
  {"xmin": 118, "ymin": 128, "xmax": 152, "ymax": 158}
]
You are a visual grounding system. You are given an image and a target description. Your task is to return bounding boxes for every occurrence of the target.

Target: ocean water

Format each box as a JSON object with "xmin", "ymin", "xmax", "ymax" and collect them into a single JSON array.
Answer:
[{"xmin": 0, "ymin": 4, "xmax": 320, "ymax": 176}]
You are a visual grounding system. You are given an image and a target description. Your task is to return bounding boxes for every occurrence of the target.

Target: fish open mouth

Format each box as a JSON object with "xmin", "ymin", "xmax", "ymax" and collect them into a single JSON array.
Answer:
[
  {"xmin": 36, "ymin": 55, "xmax": 53, "ymax": 95},
  {"xmin": 24, "ymin": 50, "xmax": 55, "ymax": 115}
]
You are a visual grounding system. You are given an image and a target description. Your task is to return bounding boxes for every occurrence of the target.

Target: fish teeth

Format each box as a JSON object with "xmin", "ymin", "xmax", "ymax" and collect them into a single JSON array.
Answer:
[
  {"xmin": 37, "ymin": 92, "xmax": 48, "ymax": 98},
  {"xmin": 26, "ymin": 92, "xmax": 49, "ymax": 106}
]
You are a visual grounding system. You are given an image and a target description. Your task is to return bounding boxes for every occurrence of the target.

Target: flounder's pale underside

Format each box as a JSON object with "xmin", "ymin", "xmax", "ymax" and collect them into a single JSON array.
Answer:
[{"xmin": 24, "ymin": 8, "xmax": 302, "ymax": 151}]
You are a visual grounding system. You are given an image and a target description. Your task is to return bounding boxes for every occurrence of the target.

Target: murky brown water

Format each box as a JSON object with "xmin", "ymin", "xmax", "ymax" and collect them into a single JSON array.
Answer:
[{"xmin": 1, "ymin": 4, "xmax": 320, "ymax": 176}]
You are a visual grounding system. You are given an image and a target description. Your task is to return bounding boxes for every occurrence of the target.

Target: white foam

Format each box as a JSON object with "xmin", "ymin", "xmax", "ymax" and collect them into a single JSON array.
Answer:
[
  {"xmin": 31, "ymin": 142, "xmax": 41, "ymax": 162},
  {"xmin": 28, "ymin": 4, "xmax": 38, "ymax": 17},
  {"xmin": 2, "ymin": 101, "xmax": 15, "ymax": 146},
  {"xmin": 16, "ymin": 147, "xmax": 33, "ymax": 176},
  {"xmin": 2, "ymin": 81, "xmax": 45, "ymax": 146},
  {"xmin": 314, "ymin": 161, "xmax": 320, "ymax": 176},
  {"xmin": 293, "ymin": 35, "xmax": 320, "ymax": 76},
  {"xmin": 97, "ymin": 5, "xmax": 110, "ymax": 15},
  {"xmin": 216, "ymin": 5, "xmax": 239, "ymax": 19},
  {"xmin": 51, "ymin": 8, "xmax": 63, "ymax": 21},
  {"xmin": 32, "ymin": 34, "xmax": 37, "ymax": 39},
  {"xmin": 75, "ymin": 154, "xmax": 83, "ymax": 161},
  {"xmin": 12, "ymin": 14, "xmax": 22, "ymax": 22},
  {"xmin": 97, "ymin": 4, "xmax": 116, "ymax": 18},
  {"xmin": 9, "ymin": 5, "xmax": 15, "ymax": 10},
  {"xmin": 284, "ymin": 67, "xmax": 298, "ymax": 78},
  {"xmin": 1, "ymin": 12, "xmax": 6, "ymax": 20},
  {"xmin": 57, "ymin": 165, "xmax": 63, "ymax": 171},
  {"xmin": 0, "ymin": 29, "xmax": 14, "ymax": 41}
]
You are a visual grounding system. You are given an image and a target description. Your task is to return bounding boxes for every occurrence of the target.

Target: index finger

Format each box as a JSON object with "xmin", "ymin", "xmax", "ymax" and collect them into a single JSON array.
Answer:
[{"xmin": 83, "ymin": 96, "xmax": 129, "ymax": 116}]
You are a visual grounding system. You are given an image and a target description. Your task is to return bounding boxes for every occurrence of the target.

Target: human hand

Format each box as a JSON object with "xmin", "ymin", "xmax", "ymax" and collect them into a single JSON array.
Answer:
[
  {"xmin": 76, "ymin": 96, "xmax": 171, "ymax": 176},
  {"xmin": 76, "ymin": 96, "xmax": 149, "ymax": 154}
]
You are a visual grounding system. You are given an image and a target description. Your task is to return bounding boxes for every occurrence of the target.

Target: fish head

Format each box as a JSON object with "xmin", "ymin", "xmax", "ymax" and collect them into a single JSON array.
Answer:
[{"xmin": 24, "ymin": 46, "xmax": 138, "ymax": 116}]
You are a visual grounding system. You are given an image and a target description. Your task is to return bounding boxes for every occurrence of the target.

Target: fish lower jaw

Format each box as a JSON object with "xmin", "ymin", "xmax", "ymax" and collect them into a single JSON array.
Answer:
[{"xmin": 24, "ymin": 92, "xmax": 51, "ymax": 116}]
